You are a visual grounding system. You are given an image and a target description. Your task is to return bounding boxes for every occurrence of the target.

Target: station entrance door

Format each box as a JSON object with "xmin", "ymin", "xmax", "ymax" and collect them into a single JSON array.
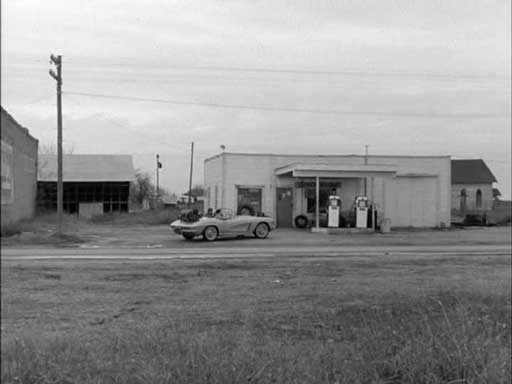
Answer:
[{"xmin": 276, "ymin": 188, "xmax": 293, "ymax": 227}]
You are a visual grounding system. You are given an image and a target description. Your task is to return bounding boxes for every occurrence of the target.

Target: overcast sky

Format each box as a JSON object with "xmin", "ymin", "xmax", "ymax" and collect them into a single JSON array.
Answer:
[{"xmin": 2, "ymin": 0, "xmax": 511, "ymax": 197}]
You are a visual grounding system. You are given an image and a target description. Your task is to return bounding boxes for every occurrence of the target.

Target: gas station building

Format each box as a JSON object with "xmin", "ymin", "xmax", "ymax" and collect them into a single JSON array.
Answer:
[{"xmin": 204, "ymin": 152, "xmax": 451, "ymax": 229}]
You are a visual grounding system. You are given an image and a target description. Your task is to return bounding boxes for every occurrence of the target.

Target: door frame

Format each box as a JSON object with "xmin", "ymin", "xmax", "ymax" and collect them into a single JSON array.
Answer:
[{"xmin": 276, "ymin": 187, "xmax": 294, "ymax": 228}]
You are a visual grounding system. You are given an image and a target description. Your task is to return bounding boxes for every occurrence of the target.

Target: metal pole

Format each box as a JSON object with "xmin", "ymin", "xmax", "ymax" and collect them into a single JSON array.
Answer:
[
  {"xmin": 371, "ymin": 177, "xmax": 375, "ymax": 231},
  {"xmin": 315, "ymin": 176, "xmax": 320, "ymax": 230},
  {"xmin": 156, "ymin": 154, "xmax": 160, "ymax": 201},
  {"xmin": 364, "ymin": 145, "xmax": 368, "ymax": 196},
  {"xmin": 188, "ymin": 142, "xmax": 194, "ymax": 208}
]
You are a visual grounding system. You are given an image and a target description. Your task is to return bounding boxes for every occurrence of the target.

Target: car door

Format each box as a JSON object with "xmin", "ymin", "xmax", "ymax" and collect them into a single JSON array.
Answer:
[{"xmin": 223, "ymin": 215, "xmax": 253, "ymax": 235}]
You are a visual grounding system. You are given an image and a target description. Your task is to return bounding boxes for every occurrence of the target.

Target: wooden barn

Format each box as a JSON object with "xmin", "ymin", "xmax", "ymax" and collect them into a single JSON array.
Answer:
[{"xmin": 37, "ymin": 154, "xmax": 134, "ymax": 217}]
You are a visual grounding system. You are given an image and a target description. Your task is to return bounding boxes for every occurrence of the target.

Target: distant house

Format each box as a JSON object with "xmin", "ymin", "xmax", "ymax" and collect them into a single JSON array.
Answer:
[
  {"xmin": 38, "ymin": 154, "xmax": 135, "ymax": 217},
  {"xmin": 1, "ymin": 107, "xmax": 39, "ymax": 224},
  {"xmin": 451, "ymin": 159, "xmax": 497, "ymax": 216}
]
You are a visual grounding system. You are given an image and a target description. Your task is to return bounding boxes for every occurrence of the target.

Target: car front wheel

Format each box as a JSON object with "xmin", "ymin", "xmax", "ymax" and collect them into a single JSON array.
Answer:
[
  {"xmin": 203, "ymin": 226, "xmax": 219, "ymax": 241},
  {"xmin": 254, "ymin": 223, "xmax": 270, "ymax": 239},
  {"xmin": 182, "ymin": 233, "xmax": 195, "ymax": 240}
]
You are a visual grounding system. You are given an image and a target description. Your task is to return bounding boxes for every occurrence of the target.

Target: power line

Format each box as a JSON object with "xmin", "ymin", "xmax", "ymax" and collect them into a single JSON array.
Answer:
[
  {"xmin": 59, "ymin": 60, "xmax": 512, "ymax": 81},
  {"xmin": 8, "ymin": 58, "xmax": 511, "ymax": 81},
  {"xmin": 64, "ymin": 91, "xmax": 508, "ymax": 119}
]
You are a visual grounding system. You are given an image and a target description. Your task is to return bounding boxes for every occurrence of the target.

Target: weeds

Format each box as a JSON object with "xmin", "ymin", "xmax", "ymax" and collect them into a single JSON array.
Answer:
[
  {"xmin": 2, "ymin": 292, "xmax": 510, "ymax": 383},
  {"xmin": 0, "ymin": 222, "xmax": 23, "ymax": 237},
  {"xmin": 89, "ymin": 209, "xmax": 179, "ymax": 225},
  {"xmin": 2, "ymin": 255, "xmax": 510, "ymax": 383}
]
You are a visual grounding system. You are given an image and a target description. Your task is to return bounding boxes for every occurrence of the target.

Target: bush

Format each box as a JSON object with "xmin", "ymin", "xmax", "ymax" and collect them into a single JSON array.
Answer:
[{"xmin": 0, "ymin": 222, "xmax": 23, "ymax": 237}]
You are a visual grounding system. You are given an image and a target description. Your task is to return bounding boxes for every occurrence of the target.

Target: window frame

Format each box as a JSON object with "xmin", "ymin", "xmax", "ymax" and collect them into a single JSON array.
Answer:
[
  {"xmin": 476, "ymin": 189, "xmax": 483, "ymax": 209},
  {"xmin": 236, "ymin": 185, "xmax": 263, "ymax": 215}
]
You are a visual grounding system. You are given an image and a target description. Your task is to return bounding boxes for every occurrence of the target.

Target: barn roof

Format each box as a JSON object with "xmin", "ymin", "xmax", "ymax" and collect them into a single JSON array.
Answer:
[
  {"xmin": 451, "ymin": 159, "xmax": 497, "ymax": 184},
  {"xmin": 38, "ymin": 154, "xmax": 135, "ymax": 182}
]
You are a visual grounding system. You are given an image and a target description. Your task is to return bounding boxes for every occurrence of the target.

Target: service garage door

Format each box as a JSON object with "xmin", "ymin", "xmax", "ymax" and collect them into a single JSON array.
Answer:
[{"xmin": 394, "ymin": 177, "xmax": 437, "ymax": 227}]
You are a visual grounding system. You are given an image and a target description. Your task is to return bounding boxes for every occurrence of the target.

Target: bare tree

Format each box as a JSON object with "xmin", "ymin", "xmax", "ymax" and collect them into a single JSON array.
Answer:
[
  {"xmin": 38, "ymin": 142, "xmax": 74, "ymax": 155},
  {"xmin": 186, "ymin": 184, "xmax": 205, "ymax": 197},
  {"xmin": 37, "ymin": 142, "xmax": 75, "ymax": 179},
  {"xmin": 129, "ymin": 170, "xmax": 156, "ymax": 205}
]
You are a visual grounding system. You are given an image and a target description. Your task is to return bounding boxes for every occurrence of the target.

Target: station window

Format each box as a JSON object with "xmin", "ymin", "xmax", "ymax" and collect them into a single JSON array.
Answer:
[
  {"xmin": 306, "ymin": 188, "xmax": 330, "ymax": 213},
  {"xmin": 237, "ymin": 187, "xmax": 262, "ymax": 215}
]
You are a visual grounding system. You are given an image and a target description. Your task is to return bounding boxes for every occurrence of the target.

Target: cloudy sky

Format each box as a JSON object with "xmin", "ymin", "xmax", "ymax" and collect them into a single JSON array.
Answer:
[{"xmin": 2, "ymin": 0, "xmax": 511, "ymax": 197}]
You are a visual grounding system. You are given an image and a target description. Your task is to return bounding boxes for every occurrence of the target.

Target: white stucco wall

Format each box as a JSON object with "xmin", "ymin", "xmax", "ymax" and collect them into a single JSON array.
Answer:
[{"xmin": 204, "ymin": 153, "xmax": 451, "ymax": 228}]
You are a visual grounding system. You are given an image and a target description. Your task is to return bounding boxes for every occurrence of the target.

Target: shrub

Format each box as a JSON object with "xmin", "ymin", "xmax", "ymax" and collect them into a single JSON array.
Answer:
[{"xmin": 0, "ymin": 222, "xmax": 23, "ymax": 237}]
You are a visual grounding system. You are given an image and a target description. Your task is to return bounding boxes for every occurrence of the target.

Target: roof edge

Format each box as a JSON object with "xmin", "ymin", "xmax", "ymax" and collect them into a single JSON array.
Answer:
[
  {"xmin": 205, "ymin": 151, "xmax": 451, "ymax": 162},
  {"xmin": 1, "ymin": 106, "xmax": 39, "ymax": 144}
]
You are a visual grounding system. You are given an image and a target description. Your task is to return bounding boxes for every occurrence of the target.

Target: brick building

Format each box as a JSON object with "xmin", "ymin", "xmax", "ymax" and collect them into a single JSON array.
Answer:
[{"xmin": 1, "ymin": 107, "xmax": 39, "ymax": 224}]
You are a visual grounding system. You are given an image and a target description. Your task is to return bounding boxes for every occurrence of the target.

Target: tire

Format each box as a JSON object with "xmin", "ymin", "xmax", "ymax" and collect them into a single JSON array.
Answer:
[
  {"xmin": 254, "ymin": 223, "xmax": 270, "ymax": 239},
  {"xmin": 182, "ymin": 233, "xmax": 195, "ymax": 240},
  {"xmin": 203, "ymin": 226, "xmax": 219, "ymax": 241},
  {"xmin": 294, "ymin": 215, "xmax": 308, "ymax": 228}
]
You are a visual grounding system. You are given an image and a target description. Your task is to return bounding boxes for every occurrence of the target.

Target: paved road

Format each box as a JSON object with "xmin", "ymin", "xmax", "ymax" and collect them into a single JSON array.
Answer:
[{"xmin": 2, "ymin": 244, "xmax": 510, "ymax": 260}]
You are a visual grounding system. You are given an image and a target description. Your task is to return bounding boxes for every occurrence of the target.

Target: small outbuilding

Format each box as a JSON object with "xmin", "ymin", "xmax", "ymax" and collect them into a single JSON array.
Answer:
[
  {"xmin": 37, "ymin": 154, "xmax": 135, "ymax": 217},
  {"xmin": 1, "ymin": 107, "xmax": 39, "ymax": 224},
  {"xmin": 451, "ymin": 159, "xmax": 497, "ymax": 215}
]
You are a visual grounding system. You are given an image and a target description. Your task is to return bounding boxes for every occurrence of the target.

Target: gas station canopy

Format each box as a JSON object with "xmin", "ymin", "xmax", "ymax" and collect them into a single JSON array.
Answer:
[{"xmin": 274, "ymin": 163, "xmax": 398, "ymax": 178}]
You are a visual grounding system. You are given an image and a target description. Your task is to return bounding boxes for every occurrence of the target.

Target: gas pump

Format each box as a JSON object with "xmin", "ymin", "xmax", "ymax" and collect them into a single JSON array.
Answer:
[
  {"xmin": 328, "ymin": 195, "xmax": 341, "ymax": 227},
  {"xmin": 355, "ymin": 196, "xmax": 369, "ymax": 228}
]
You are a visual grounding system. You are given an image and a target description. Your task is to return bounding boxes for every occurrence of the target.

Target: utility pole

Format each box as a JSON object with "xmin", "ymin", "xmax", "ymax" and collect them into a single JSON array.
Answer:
[
  {"xmin": 364, "ymin": 145, "xmax": 369, "ymax": 165},
  {"xmin": 49, "ymin": 54, "xmax": 63, "ymax": 234},
  {"xmin": 156, "ymin": 154, "xmax": 162, "ymax": 202},
  {"xmin": 188, "ymin": 142, "xmax": 194, "ymax": 208}
]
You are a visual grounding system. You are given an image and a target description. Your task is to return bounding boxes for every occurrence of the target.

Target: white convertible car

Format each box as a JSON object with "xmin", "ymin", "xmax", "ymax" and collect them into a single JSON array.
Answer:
[{"xmin": 170, "ymin": 208, "xmax": 276, "ymax": 241}]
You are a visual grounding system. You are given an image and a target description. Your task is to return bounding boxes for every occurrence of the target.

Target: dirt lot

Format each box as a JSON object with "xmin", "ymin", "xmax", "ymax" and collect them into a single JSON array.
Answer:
[{"xmin": 2, "ymin": 250, "xmax": 511, "ymax": 383}]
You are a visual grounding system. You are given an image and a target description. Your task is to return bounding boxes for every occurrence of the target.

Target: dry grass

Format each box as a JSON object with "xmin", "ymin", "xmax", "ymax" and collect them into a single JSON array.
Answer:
[
  {"xmin": 1, "ymin": 254, "xmax": 510, "ymax": 383},
  {"xmin": 0, "ymin": 214, "xmax": 88, "ymax": 245},
  {"xmin": 1, "ymin": 209, "xmax": 180, "ymax": 247}
]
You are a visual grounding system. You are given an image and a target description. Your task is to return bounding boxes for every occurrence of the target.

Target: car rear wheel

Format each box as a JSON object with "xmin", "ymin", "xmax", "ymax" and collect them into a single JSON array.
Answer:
[
  {"xmin": 203, "ymin": 226, "xmax": 218, "ymax": 241},
  {"xmin": 182, "ymin": 233, "xmax": 195, "ymax": 240},
  {"xmin": 254, "ymin": 223, "xmax": 270, "ymax": 239}
]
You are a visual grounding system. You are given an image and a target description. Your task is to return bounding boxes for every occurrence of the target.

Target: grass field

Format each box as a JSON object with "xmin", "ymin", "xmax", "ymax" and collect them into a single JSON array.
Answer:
[{"xmin": 1, "ymin": 253, "xmax": 510, "ymax": 383}]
